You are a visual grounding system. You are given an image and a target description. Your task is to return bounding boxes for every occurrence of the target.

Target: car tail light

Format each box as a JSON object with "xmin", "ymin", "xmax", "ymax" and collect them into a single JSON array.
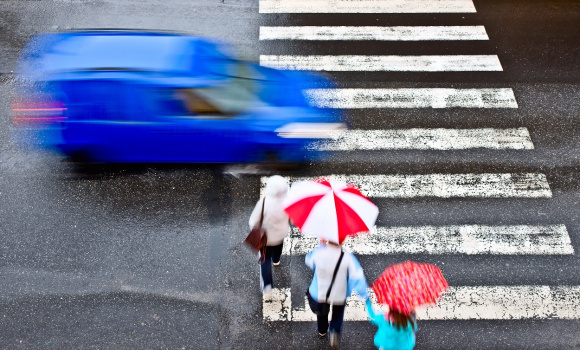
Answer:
[{"xmin": 12, "ymin": 99, "xmax": 67, "ymax": 126}]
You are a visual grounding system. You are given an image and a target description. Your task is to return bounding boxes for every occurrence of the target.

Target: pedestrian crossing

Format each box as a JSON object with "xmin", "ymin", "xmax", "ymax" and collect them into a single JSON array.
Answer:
[
  {"xmin": 260, "ymin": 55, "xmax": 504, "ymax": 72},
  {"xmin": 308, "ymin": 128, "xmax": 534, "ymax": 151},
  {"xmin": 281, "ymin": 225, "xmax": 574, "ymax": 255},
  {"xmin": 304, "ymin": 88, "xmax": 518, "ymax": 108},
  {"xmin": 260, "ymin": 26, "xmax": 490, "ymax": 41},
  {"xmin": 259, "ymin": 0, "xmax": 478, "ymax": 13},
  {"xmin": 264, "ymin": 286, "xmax": 580, "ymax": 321},
  {"xmin": 262, "ymin": 174, "xmax": 552, "ymax": 198},
  {"xmin": 258, "ymin": 0, "xmax": 579, "ymax": 327}
]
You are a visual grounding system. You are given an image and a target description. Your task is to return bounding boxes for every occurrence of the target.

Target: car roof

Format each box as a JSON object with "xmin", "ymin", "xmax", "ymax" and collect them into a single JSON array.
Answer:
[{"xmin": 18, "ymin": 30, "xmax": 236, "ymax": 81}]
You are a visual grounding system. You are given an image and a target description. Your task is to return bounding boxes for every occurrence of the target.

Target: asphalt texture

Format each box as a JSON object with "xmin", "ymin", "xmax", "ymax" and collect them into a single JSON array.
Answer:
[{"xmin": 1, "ymin": 0, "xmax": 580, "ymax": 349}]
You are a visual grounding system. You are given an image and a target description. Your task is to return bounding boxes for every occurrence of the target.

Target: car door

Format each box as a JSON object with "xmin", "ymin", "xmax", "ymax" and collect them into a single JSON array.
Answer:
[{"xmin": 60, "ymin": 80, "xmax": 146, "ymax": 162}]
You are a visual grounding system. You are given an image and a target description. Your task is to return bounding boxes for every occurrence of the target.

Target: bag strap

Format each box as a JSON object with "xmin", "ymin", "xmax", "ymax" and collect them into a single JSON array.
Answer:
[
  {"xmin": 257, "ymin": 198, "xmax": 267, "ymax": 264},
  {"xmin": 258, "ymin": 198, "xmax": 266, "ymax": 227},
  {"xmin": 325, "ymin": 250, "xmax": 345, "ymax": 302}
]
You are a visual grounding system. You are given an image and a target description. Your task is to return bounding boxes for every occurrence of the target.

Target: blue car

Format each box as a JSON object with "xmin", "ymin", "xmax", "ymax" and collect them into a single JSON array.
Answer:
[{"xmin": 12, "ymin": 30, "xmax": 345, "ymax": 164}]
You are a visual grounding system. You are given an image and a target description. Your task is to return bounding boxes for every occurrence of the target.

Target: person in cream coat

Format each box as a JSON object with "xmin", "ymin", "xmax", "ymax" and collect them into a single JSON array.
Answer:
[{"xmin": 249, "ymin": 175, "xmax": 289, "ymax": 297}]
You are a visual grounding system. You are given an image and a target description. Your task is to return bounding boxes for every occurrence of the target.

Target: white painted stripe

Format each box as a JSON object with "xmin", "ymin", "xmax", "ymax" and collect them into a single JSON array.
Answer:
[
  {"xmin": 259, "ymin": 0, "xmax": 477, "ymax": 13},
  {"xmin": 305, "ymin": 88, "xmax": 519, "ymax": 109},
  {"xmin": 308, "ymin": 128, "xmax": 534, "ymax": 151},
  {"xmin": 260, "ymin": 26, "xmax": 489, "ymax": 41},
  {"xmin": 261, "ymin": 174, "xmax": 552, "ymax": 198},
  {"xmin": 421, "ymin": 286, "xmax": 580, "ymax": 320},
  {"xmin": 264, "ymin": 286, "xmax": 580, "ymax": 321},
  {"xmin": 282, "ymin": 225, "xmax": 574, "ymax": 255},
  {"xmin": 260, "ymin": 55, "xmax": 503, "ymax": 72}
]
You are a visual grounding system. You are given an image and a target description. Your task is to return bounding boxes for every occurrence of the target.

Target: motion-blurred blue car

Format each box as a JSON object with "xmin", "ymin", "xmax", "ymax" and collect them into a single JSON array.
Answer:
[{"xmin": 12, "ymin": 30, "xmax": 344, "ymax": 164}]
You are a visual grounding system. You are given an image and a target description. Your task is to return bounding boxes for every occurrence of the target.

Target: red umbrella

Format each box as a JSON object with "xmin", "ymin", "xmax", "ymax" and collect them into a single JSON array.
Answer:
[{"xmin": 372, "ymin": 261, "xmax": 448, "ymax": 315}]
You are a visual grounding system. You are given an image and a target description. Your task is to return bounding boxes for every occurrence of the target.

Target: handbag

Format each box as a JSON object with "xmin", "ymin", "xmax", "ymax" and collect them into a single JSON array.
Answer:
[
  {"xmin": 306, "ymin": 250, "xmax": 345, "ymax": 315},
  {"xmin": 244, "ymin": 198, "xmax": 268, "ymax": 262}
]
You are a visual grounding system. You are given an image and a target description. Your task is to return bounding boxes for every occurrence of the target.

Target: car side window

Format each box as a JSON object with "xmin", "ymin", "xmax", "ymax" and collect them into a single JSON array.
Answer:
[
  {"xmin": 174, "ymin": 89, "xmax": 228, "ymax": 118},
  {"xmin": 152, "ymin": 64, "xmax": 258, "ymax": 120}
]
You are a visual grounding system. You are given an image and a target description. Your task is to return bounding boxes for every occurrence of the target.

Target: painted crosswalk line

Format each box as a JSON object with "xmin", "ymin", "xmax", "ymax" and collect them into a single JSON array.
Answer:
[
  {"xmin": 304, "ymin": 88, "xmax": 518, "ymax": 108},
  {"xmin": 260, "ymin": 26, "xmax": 489, "ymax": 41},
  {"xmin": 261, "ymin": 174, "xmax": 552, "ymax": 198},
  {"xmin": 260, "ymin": 55, "xmax": 503, "ymax": 72},
  {"xmin": 264, "ymin": 286, "xmax": 580, "ymax": 321},
  {"xmin": 281, "ymin": 225, "xmax": 573, "ymax": 255},
  {"xmin": 259, "ymin": 0, "xmax": 477, "ymax": 13},
  {"xmin": 307, "ymin": 128, "xmax": 534, "ymax": 151}
]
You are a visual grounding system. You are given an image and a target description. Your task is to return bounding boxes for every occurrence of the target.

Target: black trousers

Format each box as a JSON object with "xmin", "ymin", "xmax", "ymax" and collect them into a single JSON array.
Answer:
[
  {"xmin": 317, "ymin": 303, "xmax": 345, "ymax": 335},
  {"xmin": 260, "ymin": 243, "xmax": 283, "ymax": 288}
]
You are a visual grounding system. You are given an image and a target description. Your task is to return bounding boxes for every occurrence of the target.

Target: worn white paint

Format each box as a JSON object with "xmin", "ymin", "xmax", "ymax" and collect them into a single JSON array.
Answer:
[
  {"xmin": 308, "ymin": 128, "xmax": 534, "ymax": 151},
  {"xmin": 259, "ymin": 0, "xmax": 477, "ymax": 13},
  {"xmin": 304, "ymin": 88, "xmax": 519, "ymax": 108},
  {"xmin": 260, "ymin": 26, "xmax": 489, "ymax": 41},
  {"xmin": 261, "ymin": 174, "xmax": 552, "ymax": 198},
  {"xmin": 263, "ymin": 288, "xmax": 292, "ymax": 321},
  {"xmin": 260, "ymin": 55, "xmax": 503, "ymax": 72},
  {"xmin": 263, "ymin": 286, "xmax": 580, "ymax": 321},
  {"xmin": 281, "ymin": 225, "xmax": 573, "ymax": 255}
]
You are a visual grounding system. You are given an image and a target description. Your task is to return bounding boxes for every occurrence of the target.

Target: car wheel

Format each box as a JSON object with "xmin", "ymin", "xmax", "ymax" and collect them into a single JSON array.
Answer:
[{"xmin": 69, "ymin": 150, "xmax": 94, "ymax": 164}]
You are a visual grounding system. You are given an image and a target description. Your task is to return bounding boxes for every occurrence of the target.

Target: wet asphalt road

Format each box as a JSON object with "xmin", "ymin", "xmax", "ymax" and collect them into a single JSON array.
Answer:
[{"xmin": 1, "ymin": 0, "xmax": 580, "ymax": 349}]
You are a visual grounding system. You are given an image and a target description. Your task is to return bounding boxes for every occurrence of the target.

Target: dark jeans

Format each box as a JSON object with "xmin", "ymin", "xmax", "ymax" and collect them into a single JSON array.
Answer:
[
  {"xmin": 317, "ymin": 303, "xmax": 345, "ymax": 335},
  {"xmin": 259, "ymin": 243, "xmax": 283, "ymax": 288}
]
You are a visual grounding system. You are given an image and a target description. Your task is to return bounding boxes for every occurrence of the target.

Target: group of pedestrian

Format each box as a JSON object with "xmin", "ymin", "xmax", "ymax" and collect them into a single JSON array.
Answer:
[{"xmin": 249, "ymin": 176, "xmax": 417, "ymax": 350}]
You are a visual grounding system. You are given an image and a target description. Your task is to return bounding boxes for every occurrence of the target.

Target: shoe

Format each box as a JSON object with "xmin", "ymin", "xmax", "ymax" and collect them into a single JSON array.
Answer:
[
  {"xmin": 273, "ymin": 260, "xmax": 281, "ymax": 266},
  {"xmin": 318, "ymin": 332, "xmax": 326, "ymax": 338},
  {"xmin": 329, "ymin": 332, "xmax": 339, "ymax": 348},
  {"xmin": 262, "ymin": 285, "xmax": 272, "ymax": 299}
]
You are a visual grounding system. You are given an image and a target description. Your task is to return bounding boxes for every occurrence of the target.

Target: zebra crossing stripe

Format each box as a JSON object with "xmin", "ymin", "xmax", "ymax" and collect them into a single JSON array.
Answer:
[
  {"xmin": 261, "ymin": 174, "xmax": 552, "ymax": 198},
  {"xmin": 304, "ymin": 88, "xmax": 518, "ymax": 108},
  {"xmin": 281, "ymin": 225, "xmax": 573, "ymax": 255},
  {"xmin": 260, "ymin": 26, "xmax": 489, "ymax": 41},
  {"xmin": 259, "ymin": 0, "xmax": 477, "ymax": 13},
  {"xmin": 308, "ymin": 128, "xmax": 534, "ymax": 151},
  {"xmin": 260, "ymin": 55, "xmax": 503, "ymax": 72},
  {"xmin": 263, "ymin": 286, "xmax": 580, "ymax": 321}
]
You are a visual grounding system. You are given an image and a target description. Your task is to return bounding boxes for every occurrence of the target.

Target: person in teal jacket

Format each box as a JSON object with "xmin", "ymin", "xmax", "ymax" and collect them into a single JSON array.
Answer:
[{"xmin": 366, "ymin": 299, "xmax": 417, "ymax": 350}]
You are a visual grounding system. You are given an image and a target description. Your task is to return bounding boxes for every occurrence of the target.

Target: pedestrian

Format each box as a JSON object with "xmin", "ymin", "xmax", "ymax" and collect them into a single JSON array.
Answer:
[
  {"xmin": 248, "ymin": 175, "xmax": 289, "ymax": 297},
  {"xmin": 366, "ymin": 299, "xmax": 417, "ymax": 350},
  {"xmin": 305, "ymin": 239, "xmax": 369, "ymax": 348}
]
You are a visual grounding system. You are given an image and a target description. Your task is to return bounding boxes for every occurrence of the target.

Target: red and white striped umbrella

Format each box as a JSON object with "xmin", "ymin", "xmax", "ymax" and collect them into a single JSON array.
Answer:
[{"xmin": 283, "ymin": 178, "xmax": 379, "ymax": 244}]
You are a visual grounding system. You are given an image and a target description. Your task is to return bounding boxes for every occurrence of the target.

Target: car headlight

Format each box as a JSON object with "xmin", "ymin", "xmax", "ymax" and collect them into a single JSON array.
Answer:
[{"xmin": 275, "ymin": 123, "xmax": 346, "ymax": 139}]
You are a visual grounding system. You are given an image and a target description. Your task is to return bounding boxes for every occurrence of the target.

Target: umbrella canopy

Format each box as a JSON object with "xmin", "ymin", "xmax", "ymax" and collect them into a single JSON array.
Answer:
[
  {"xmin": 283, "ymin": 178, "xmax": 379, "ymax": 244},
  {"xmin": 372, "ymin": 261, "xmax": 448, "ymax": 315}
]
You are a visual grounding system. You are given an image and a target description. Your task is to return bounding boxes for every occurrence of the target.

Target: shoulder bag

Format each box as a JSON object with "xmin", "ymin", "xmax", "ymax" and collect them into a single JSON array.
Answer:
[{"xmin": 244, "ymin": 198, "xmax": 268, "ymax": 262}]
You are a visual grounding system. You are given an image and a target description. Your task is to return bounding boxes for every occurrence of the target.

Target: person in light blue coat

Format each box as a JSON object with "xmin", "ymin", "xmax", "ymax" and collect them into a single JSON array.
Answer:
[
  {"xmin": 366, "ymin": 299, "xmax": 417, "ymax": 350},
  {"xmin": 306, "ymin": 240, "xmax": 369, "ymax": 348}
]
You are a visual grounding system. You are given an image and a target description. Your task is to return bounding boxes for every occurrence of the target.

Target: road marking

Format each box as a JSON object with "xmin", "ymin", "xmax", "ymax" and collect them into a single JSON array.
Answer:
[
  {"xmin": 304, "ymin": 88, "xmax": 518, "ymax": 108},
  {"xmin": 281, "ymin": 225, "xmax": 573, "ymax": 255},
  {"xmin": 261, "ymin": 174, "xmax": 552, "ymax": 198},
  {"xmin": 264, "ymin": 286, "xmax": 580, "ymax": 321},
  {"xmin": 260, "ymin": 26, "xmax": 489, "ymax": 41},
  {"xmin": 259, "ymin": 0, "xmax": 477, "ymax": 13},
  {"xmin": 308, "ymin": 128, "xmax": 533, "ymax": 151},
  {"xmin": 260, "ymin": 55, "xmax": 503, "ymax": 72}
]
